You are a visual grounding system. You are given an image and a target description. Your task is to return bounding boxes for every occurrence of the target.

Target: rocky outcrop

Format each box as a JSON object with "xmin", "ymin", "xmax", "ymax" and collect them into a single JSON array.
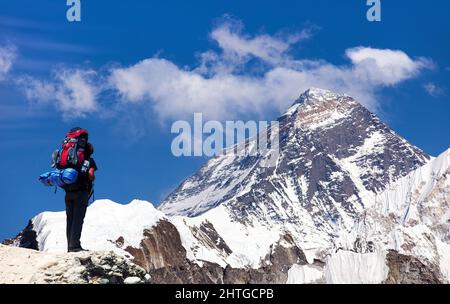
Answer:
[
  {"xmin": 384, "ymin": 250, "xmax": 443, "ymax": 284},
  {"xmin": 190, "ymin": 221, "xmax": 233, "ymax": 255},
  {"xmin": 0, "ymin": 244, "xmax": 148, "ymax": 284},
  {"xmin": 77, "ymin": 252, "xmax": 148, "ymax": 284},
  {"xmin": 124, "ymin": 219, "xmax": 186, "ymax": 272},
  {"xmin": 267, "ymin": 234, "xmax": 308, "ymax": 269},
  {"xmin": 2, "ymin": 220, "xmax": 38, "ymax": 250},
  {"xmin": 255, "ymin": 234, "xmax": 308, "ymax": 283},
  {"xmin": 219, "ymin": 235, "xmax": 308, "ymax": 284}
]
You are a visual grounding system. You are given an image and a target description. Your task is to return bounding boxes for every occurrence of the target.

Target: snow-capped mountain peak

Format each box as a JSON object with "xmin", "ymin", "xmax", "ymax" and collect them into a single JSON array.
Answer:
[
  {"xmin": 159, "ymin": 88, "xmax": 429, "ymax": 220},
  {"xmin": 282, "ymin": 87, "xmax": 349, "ymax": 117},
  {"xmin": 286, "ymin": 88, "xmax": 359, "ymax": 131},
  {"xmin": 297, "ymin": 87, "xmax": 347, "ymax": 104}
]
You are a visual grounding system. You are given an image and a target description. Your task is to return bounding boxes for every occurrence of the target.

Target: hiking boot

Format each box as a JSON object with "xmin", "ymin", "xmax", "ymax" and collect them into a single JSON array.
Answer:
[{"xmin": 68, "ymin": 247, "xmax": 88, "ymax": 253}]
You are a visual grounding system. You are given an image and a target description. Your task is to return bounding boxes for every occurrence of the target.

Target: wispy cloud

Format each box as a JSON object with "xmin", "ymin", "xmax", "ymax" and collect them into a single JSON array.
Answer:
[
  {"xmin": 19, "ymin": 18, "xmax": 434, "ymax": 125},
  {"xmin": 0, "ymin": 15, "xmax": 93, "ymax": 55},
  {"xmin": 14, "ymin": 37, "xmax": 94, "ymax": 54},
  {"xmin": 423, "ymin": 82, "xmax": 444, "ymax": 97},
  {"xmin": 18, "ymin": 69, "xmax": 100, "ymax": 119},
  {"xmin": 207, "ymin": 17, "xmax": 314, "ymax": 68},
  {"xmin": 0, "ymin": 45, "xmax": 16, "ymax": 80}
]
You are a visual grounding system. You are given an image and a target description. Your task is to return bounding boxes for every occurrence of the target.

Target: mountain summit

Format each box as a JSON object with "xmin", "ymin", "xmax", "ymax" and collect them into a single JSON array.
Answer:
[
  {"xmin": 159, "ymin": 88, "xmax": 429, "ymax": 223},
  {"xmin": 5, "ymin": 88, "xmax": 449, "ymax": 284}
]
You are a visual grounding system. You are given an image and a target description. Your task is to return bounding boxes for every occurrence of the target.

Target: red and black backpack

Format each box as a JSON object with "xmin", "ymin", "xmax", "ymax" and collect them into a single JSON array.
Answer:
[{"xmin": 55, "ymin": 127, "xmax": 89, "ymax": 171}]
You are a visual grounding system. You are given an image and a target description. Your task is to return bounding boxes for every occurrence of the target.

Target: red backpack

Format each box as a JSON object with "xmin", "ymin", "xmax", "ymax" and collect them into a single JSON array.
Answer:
[{"xmin": 55, "ymin": 128, "xmax": 89, "ymax": 170}]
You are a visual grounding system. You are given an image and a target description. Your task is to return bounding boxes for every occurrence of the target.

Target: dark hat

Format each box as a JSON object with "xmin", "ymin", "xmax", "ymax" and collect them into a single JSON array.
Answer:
[{"xmin": 68, "ymin": 127, "xmax": 89, "ymax": 139}]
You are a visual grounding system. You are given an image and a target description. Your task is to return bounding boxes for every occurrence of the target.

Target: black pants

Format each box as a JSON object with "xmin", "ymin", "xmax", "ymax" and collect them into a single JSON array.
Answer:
[{"xmin": 65, "ymin": 190, "xmax": 89, "ymax": 251}]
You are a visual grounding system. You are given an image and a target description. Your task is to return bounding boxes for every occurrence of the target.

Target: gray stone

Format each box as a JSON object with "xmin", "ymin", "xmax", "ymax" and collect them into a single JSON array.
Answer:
[{"xmin": 124, "ymin": 277, "xmax": 142, "ymax": 284}]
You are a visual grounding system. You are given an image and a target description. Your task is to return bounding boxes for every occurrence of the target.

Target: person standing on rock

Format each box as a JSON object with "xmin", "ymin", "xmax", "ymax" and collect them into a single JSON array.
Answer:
[{"xmin": 52, "ymin": 127, "xmax": 98, "ymax": 252}]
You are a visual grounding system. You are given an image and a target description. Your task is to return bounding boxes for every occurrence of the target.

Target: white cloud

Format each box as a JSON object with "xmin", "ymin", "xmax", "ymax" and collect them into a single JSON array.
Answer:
[
  {"xmin": 19, "ymin": 69, "xmax": 99, "ymax": 118},
  {"xmin": 21, "ymin": 20, "xmax": 434, "ymax": 123},
  {"xmin": 345, "ymin": 47, "xmax": 432, "ymax": 86},
  {"xmin": 0, "ymin": 45, "xmax": 16, "ymax": 80},
  {"xmin": 423, "ymin": 82, "xmax": 444, "ymax": 97},
  {"xmin": 208, "ymin": 18, "xmax": 312, "ymax": 67},
  {"xmin": 110, "ymin": 58, "xmax": 275, "ymax": 120},
  {"xmin": 110, "ymin": 44, "xmax": 432, "ymax": 120}
]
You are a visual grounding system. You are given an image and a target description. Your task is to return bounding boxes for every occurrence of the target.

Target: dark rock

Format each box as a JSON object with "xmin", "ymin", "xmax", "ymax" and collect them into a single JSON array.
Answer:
[
  {"xmin": 190, "ymin": 221, "xmax": 232, "ymax": 255},
  {"xmin": 125, "ymin": 219, "xmax": 187, "ymax": 272},
  {"xmin": 384, "ymin": 250, "xmax": 443, "ymax": 284},
  {"xmin": 144, "ymin": 233, "xmax": 307, "ymax": 284},
  {"xmin": 2, "ymin": 220, "xmax": 38, "ymax": 250},
  {"xmin": 79, "ymin": 252, "xmax": 147, "ymax": 284}
]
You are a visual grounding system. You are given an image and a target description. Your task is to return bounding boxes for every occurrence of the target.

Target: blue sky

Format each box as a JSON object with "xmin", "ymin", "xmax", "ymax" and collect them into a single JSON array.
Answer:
[{"xmin": 0, "ymin": 0, "xmax": 449, "ymax": 240}]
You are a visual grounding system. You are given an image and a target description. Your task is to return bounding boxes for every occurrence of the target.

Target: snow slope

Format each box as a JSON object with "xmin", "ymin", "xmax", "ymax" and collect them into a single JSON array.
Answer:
[
  {"xmin": 287, "ymin": 264, "xmax": 324, "ymax": 284},
  {"xmin": 32, "ymin": 199, "xmax": 166, "ymax": 256},
  {"xmin": 324, "ymin": 250, "xmax": 389, "ymax": 284}
]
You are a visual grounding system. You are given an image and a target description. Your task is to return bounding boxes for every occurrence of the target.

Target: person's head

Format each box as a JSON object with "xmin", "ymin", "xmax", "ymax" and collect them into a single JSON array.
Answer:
[{"xmin": 69, "ymin": 127, "xmax": 89, "ymax": 140}]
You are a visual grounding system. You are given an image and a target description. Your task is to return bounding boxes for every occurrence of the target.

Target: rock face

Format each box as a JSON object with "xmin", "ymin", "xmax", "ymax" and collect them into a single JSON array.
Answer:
[
  {"xmin": 3, "ymin": 220, "xmax": 38, "ymax": 250},
  {"xmin": 384, "ymin": 250, "xmax": 442, "ymax": 284},
  {"xmin": 190, "ymin": 221, "xmax": 233, "ymax": 256},
  {"xmin": 124, "ymin": 220, "xmax": 187, "ymax": 272},
  {"xmin": 5, "ymin": 88, "xmax": 450, "ymax": 284}
]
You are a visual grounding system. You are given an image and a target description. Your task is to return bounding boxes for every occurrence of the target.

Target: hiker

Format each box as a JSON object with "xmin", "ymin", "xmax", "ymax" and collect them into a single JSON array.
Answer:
[{"xmin": 57, "ymin": 127, "xmax": 98, "ymax": 252}]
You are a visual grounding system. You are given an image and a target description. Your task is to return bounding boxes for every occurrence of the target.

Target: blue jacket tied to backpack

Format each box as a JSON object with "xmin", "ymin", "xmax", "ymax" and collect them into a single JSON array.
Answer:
[{"xmin": 39, "ymin": 168, "xmax": 79, "ymax": 187}]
